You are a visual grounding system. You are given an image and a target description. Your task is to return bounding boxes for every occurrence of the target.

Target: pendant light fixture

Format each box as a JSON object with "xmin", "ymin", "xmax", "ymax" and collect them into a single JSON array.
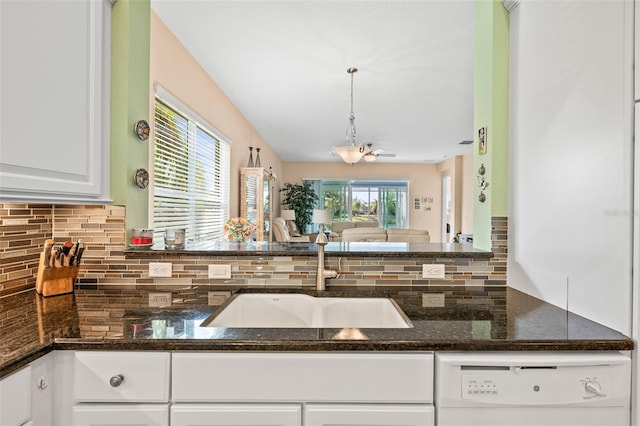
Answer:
[{"xmin": 331, "ymin": 67, "xmax": 365, "ymax": 164}]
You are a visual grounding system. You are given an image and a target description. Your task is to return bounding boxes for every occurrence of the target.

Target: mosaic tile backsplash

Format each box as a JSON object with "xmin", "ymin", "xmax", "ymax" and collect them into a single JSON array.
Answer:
[{"xmin": 0, "ymin": 203, "xmax": 507, "ymax": 298}]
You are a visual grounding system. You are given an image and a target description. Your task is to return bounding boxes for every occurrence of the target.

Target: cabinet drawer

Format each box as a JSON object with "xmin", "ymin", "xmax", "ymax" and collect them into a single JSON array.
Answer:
[
  {"xmin": 171, "ymin": 403, "xmax": 301, "ymax": 426},
  {"xmin": 72, "ymin": 404, "xmax": 168, "ymax": 426},
  {"xmin": 305, "ymin": 403, "xmax": 434, "ymax": 426},
  {"xmin": 0, "ymin": 366, "xmax": 31, "ymax": 426},
  {"xmin": 173, "ymin": 352, "xmax": 433, "ymax": 403},
  {"xmin": 73, "ymin": 352, "xmax": 170, "ymax": 402}
]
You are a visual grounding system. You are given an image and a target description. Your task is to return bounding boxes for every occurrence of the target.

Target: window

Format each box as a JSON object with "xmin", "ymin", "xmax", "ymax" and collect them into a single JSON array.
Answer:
[
  {"xmin": 307, "ymin": 180, "xmax": 409, "ymax": 228},
  {"xmin": 153, "ymin": 91, "xmax": 230, "ymax": 242}
]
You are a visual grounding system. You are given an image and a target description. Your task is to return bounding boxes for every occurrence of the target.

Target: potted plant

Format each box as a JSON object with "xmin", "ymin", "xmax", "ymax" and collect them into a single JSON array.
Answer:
[{"xmin": 280, "ymin": 182, "xmax": 319, "ymax": 234}]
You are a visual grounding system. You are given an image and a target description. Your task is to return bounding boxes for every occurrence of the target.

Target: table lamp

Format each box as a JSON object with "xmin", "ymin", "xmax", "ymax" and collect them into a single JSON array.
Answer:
[
  {"xmin": 312, "ymin": 209, "xmax": 331, "ymax": 244},
  {"xmin": 281, "ymin": 209, "xmax": 296, "ymax": 221}
]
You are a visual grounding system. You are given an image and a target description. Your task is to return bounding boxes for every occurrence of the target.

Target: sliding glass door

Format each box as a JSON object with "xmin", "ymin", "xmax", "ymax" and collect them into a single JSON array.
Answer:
[{"xmin": 312, "ymin": 180, "xmax": 409, "ymax": 228}]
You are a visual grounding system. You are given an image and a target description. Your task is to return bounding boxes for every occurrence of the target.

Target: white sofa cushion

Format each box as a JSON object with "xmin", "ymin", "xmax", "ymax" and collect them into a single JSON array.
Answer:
[{"xmin": 341, "ymin": 227, "xmax": 388, "ymax": 242}]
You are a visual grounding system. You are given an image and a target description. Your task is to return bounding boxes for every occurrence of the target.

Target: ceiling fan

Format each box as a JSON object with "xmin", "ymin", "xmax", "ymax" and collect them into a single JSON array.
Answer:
[{"xmin": 362, "ymin": 143, "xmax": 396, "ymax": 162}]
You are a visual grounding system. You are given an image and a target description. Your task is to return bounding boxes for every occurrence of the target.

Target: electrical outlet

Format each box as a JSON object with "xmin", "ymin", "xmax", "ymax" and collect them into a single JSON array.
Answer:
[
  {"xmin": 208, "ymin": 291, "xmax": 232, "ymax": 306},
  {"xmin": 208, "ymin": 264, "xmax": 232, "ymax": 279},
  {"xmin": 149, "ymin": 291, "xmax": 172, "ymax": 307},
  {"xmin": 149, "ymin": 262, "xmax": 172, "ymax": 278},
  {"xmin": 422, "ymin": 293, "xmax": 445, "ymax": 308},
  {"xmin": 422, "ymin": 263, "xmax": 445, "ymax": 279}
]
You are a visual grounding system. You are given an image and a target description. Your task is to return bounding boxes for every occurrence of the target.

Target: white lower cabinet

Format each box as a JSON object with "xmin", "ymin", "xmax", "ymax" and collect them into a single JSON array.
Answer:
[
  {"xmin": 170, "ymin": 404, "xmax": 301, "ymax": 426},
  {"xmin": 169, "ymin": 403, "xmax": 433, "ymax": 426},
  {"xmin": 72, "ymin": 404, "xmax": 168, "ymax": 426},
  {"xmin": 0, "ymin": 352, "xmax": 55, "ymax": 426},
  {"xmin": 71, "ymin": 351, "xmax": 171, "ymax": 426},
  {"xmin": 0, "ymin": 365, "xmax": 31, "ymax": 426},
  {"xmin": 171, "ymin": 352, "xmax": 435, "ymax": 426},
  {"xmin": 63, "ymin": 351, "xmax": 434, "ymax": 426},
  {"xmin": 304, "ymin": 404, "xmax": 434, "ymax": 426}
]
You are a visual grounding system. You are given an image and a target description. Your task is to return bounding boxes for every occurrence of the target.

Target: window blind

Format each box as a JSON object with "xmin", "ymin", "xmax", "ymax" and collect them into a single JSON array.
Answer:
[{"xmin": 153, "ymin": 97, "xmax": 230, "ymax": 242}]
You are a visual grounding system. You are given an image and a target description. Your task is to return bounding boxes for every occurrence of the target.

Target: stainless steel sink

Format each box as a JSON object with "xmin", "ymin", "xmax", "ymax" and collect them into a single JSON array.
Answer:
[{"xmin": 201, "ymin": 293, "xmax": 413, "ymax": 328}]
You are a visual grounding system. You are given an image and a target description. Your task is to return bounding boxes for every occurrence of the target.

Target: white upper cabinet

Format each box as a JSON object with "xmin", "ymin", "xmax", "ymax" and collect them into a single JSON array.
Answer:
[{"xmin": 0, "ymin": 0, "xmax": 111, "ymax": 203}]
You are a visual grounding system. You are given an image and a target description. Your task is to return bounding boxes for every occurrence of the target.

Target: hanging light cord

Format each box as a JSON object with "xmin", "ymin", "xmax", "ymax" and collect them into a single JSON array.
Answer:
[{"xmin": 346, "ymin": 67, "xmax": 358, "ymax": 146}]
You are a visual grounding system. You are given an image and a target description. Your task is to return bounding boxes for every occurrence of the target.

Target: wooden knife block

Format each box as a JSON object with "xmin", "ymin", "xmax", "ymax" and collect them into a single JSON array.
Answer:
[{"xmin": 36, "ymin": 252, "xmax": 78, "ymax": 297}]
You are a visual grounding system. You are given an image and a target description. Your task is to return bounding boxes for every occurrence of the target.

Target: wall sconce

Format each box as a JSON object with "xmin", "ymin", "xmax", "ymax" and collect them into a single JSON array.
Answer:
[
  {"xmin": 134, "ymin": 120, "xmax": 150, "ymax": 141},
  {"xmin": 477, "ymin": 163, "xmax": 489, "ymax": 202}
]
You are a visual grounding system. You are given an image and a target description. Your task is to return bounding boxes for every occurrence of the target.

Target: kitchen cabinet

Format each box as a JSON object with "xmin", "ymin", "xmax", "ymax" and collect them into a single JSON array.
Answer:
[
  {"xmin": 29, "ymin": 353, "xmax": 55, "ymax": 426},
  {"xmin": 171, "ymin": 352, "xmax": 434, "ymax": 425},
  {"xmin": 72, "ymin": 405, "xmax": 168, "ymax": 426},
  {"xmin": 304, "ymin": 404, "xmax": 434, "ymax": 426},
  {"xmin": 0, "ymin": 0, "xmax": 111, "ymax": 203},
  {"xmin": 171, "ymin": 404, "xmax": 301, "ymax": 426},
  {"xmin": 240, "ymin": 167, "xmax": 274, "ymax": 241},
  {"xmin": 0, "ymin": 352, "xmax": 54, "ymax": 426},
  {"xmin": 71, "ymin": 352, "xmax": 170, "ymax": 426},
  {"xmin": 0, "ymin": 365, "xmax": 31, "ymax": 426}
]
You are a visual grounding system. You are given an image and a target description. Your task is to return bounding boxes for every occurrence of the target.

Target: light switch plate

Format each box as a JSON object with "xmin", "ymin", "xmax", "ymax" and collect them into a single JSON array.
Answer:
[{"xmin": 208, "ymin": 264, "xmax": 232, "ymax": 279}]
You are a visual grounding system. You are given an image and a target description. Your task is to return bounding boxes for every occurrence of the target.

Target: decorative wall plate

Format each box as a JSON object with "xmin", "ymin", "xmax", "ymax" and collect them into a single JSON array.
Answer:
[
  {"xmin": 135, "ymin": 120, "xmax": 150, "ymax": 140},
  {"xmin": 134, "ymin": 168, "xmax": 149, "ymax": 189}
]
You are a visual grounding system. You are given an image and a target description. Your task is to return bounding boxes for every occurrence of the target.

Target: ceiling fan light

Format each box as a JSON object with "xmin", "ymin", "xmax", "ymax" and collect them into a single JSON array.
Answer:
[
  {"xmin": 363, "ymin": 152, "xmax": 377, "ymax": 162},
  {"xmin": 333, "ymin": 144, "xmax": 365, "ymax": 164}
]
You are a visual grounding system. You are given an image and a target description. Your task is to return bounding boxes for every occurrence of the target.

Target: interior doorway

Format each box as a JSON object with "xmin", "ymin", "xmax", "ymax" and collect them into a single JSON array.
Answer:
[{"xmin": 441, "ymin": 176, "xmax": 452, "ymax": 242}]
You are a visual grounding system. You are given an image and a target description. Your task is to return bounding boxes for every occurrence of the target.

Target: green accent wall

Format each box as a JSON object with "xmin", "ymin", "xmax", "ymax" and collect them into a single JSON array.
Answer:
[
  {"xmin": 473, "ymin": 0, "xmax": 509, "ymax": 250},
  {"xmin": 110, "ymin": 0, "xmax": 151, "ymax": 235}
]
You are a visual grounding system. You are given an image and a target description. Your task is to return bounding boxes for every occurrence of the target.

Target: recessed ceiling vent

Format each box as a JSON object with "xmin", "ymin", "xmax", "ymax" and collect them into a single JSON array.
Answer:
[{"xmin": 459, "ymin": 140, "xmax": 473, "ymax": 145}]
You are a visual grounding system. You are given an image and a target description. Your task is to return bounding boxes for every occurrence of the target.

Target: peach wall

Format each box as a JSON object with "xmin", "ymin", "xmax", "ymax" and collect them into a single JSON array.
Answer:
[
  {"xmin": 282, "ymin": 162, "xmax": 443, "ymax": 240},
  {"xmin": 149, "ymin": 12, "xmax": 283, "ymax": 217},
  {"xmin": 435, "ymin": 154, "xmax": 474, "ymax": 240}
]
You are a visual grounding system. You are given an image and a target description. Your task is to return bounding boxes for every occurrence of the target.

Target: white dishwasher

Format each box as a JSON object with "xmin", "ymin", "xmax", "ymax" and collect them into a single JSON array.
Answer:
[{"xmin": 436, "ymin": 352, "xmax": 631, "ymax": 426}]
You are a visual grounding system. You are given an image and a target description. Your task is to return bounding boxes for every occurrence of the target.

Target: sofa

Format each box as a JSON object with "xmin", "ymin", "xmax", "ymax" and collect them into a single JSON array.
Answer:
[
  {"xmin": 330, "ymin": 220, "xmax": 379, "ymax": 242},
  {"xmin": 341, "ymin": 227, "xmax": 430, "ymax": 243}
]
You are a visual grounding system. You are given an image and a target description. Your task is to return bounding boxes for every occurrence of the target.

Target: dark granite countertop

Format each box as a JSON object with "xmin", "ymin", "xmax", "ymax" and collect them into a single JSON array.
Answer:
[
  {"xmin": 125, "ymin": 241, "xmax": 493, "ymax": 258},
  {"xmin": 0, "ymin": 286, "xmax": 632, "ymax": 379}
]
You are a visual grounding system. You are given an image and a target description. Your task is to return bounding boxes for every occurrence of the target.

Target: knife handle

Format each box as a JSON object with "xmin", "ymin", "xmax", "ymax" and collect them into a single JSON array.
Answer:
[
  {"xmin": 50, "ymin": 247, "xmax": 58, "ymax": 268},
  {"xmin": 67, "ymin": 242, "xmax": 78, "ymax": 267},
  {"xmin": 43, "ymin": 239, "xmax": 54, "ymax": 269},
  {"xmin": 75, "ymin": 240, "xmax": 85, "ymax": 266}
]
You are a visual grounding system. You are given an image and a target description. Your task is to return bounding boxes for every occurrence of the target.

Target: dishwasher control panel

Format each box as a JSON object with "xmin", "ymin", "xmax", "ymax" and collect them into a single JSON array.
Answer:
[
  {"xmin": 461, "ymin": 372, "xmax": 608, "ymax": 403},
  {"xmin": 463, "ymin": 377, "xmax": 498, "ymax": 397},
  {"xmin": 436, "ymin": 352, "xmax": 631, "ymax": 408}
]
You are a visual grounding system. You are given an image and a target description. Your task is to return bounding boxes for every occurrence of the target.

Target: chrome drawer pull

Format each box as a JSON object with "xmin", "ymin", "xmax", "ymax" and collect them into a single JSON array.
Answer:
[{"xmin": 109, "ymin": 374, "xmax": 124, "ymax": 387}]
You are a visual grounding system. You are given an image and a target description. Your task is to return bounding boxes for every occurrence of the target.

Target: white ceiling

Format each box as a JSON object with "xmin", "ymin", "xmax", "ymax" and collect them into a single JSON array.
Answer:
[{"xmin": 151, "ymin": 0, "xmax": 475, "ymax": 164}]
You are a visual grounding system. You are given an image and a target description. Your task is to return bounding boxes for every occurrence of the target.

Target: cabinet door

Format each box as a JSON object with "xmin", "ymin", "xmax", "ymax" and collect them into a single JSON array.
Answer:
[
  {"xmin": 0, "ymin": 0, "xmax": 111, "ymax": 203},
  {"xmin": 30, "ymin": 352, "xmax": 55, "ymax": 426},
  {"xmin": 0, "ymin": 366, "xmax": 31, "ymax": 426},
  {"xmin": 171, "ymin": 404, "xmax": 301, "ymax": 426},
  {"xmin": 305, "ymin": 404, "xmax": 434, "ymax": 426},
  {"xmin": 72, "ymin": 404, "xmax": 168, "ymax": 426}
]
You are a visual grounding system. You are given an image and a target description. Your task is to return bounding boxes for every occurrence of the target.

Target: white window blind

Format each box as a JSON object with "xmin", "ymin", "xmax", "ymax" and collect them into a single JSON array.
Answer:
[{"xmin": 153, "ymin": 95, "xmax": 230, "ymax": 242}]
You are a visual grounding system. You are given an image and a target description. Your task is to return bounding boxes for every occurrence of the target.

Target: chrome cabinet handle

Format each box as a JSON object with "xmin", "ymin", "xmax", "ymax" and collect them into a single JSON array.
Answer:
[{"xmin": 109, "ymin": 374, "xmax": 124, "ymax": 387}]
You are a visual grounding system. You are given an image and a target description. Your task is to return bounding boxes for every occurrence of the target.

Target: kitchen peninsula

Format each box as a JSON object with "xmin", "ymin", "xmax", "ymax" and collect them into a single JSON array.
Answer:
[
  {"xmin": 1, "ymin": 285, "xmax": 633, "ymax": 379},
  {"xmin": 1, "ymin": 245, "xmax": 633, "ymax": 425}
]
